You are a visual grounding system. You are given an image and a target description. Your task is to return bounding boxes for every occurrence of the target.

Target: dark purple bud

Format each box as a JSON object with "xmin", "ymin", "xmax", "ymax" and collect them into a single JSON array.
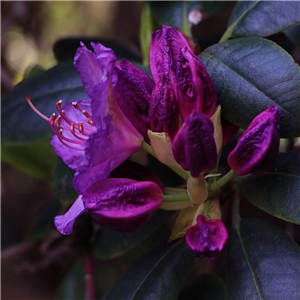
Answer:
[
  {"xmin": 228, "ymin": 105, "xmax": 282, "ymax": 176},
  {"xmin": 172, "ymin": 110, "xmax": 217, "ymax": 178},
  {"xmin": 221, "ymin": 117, "xmax": 239, "ymax": 146},
  {"xmin": 110, "ymin": 161, "xmax": 164, "ymax": 192},
  {"xmin": 149, "ymin": 81, "xmax": 179, "ymax": 140},
  {"xmin": 176, "ymin": 47, "xmax": 217, "ymax": 120},
  {"xmin": 185, "ymin": 215, "xmax": 229, "ymax": 260},
  {"xmin": 82, "ymin": 178, "xmax": 163, "ymax": 232},
  {"xmin": 114, "ymin": 60, "xmax": 154, "ymax": 142},
  {"xmin": 150, "ymin": 25, "xmax": 192, "ymax": 83}
]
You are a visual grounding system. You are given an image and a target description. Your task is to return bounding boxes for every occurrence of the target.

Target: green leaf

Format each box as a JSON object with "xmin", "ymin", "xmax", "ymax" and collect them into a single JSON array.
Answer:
[
  {"xmin": 226, "ymin": 218, "xmax": 300, "ymax": 299},
  {"xmin": 2, "ymin": 61, "xmax": 87, "ymax": 144},
  {"xmin": 200, "ymin": 37, "xmax": 300, "ymax": 138},
  {"xmin": 1, "ymin": 141, "xmax": 56, "ymax": 182},
  {"xmin": 221, "ymin": 1, "xmax": 300, "ymax": 42},
  {"xmin": 242, "ymin": 153, "xmax": 300, "ymax": 224},
  {"xmin": 55, "ymin": 259, "xmax": 85, "ymax": 300},
  {"xmin": 103, "ymin": 239, "xmax": 194, "ymax": 300},
  {"xmin": 149, "ymin": 1, "xmax": 230, "ymax": 31},
  {"xmin": 178, "ymin": 273, "xmax": 225, "ymax": 300},
  {"xmin": 93, "ymin": 210, "xmax": 173, "ymax": 260}
]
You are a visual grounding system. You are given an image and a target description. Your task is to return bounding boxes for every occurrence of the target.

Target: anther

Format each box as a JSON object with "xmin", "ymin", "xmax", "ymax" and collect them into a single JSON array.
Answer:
[
  {"xmin": 72, "ymin": 102, "xmax": 78, "ymax": 109},
  {"xmin": 78, "ymin": 122, "xmax": 84, "ymax": 133},
  {"xmin": 88, "ymin": 119, "xmax": 94, "ymax": 127},
  {"xmin": 82, "ymin": 110, "xmax": 91, "ymax": 118},
  {"xmin": 56, "ymin": 100, "xmax": 63, "ymax": 111}
]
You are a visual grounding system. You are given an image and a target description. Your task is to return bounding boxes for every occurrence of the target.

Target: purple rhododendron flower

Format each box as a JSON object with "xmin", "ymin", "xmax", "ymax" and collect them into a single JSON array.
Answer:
[
  {"xmin": 172, "ymin": 110, "xmax": 217, "ymax": 178},
  {"xmin": 228, "ymin": 105, "xmax": 282, "ymax": 176},
  {"xmin": 55, "ymin": 178, "xmax": 163, "ymax": 234},
  {"xmin": 185, "ymin": 215, "xmax": 229, "ymax": 260}
]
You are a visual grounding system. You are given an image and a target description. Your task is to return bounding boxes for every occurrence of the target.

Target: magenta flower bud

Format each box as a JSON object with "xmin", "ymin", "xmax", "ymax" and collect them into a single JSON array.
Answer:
[
  {"xmin": 114, "ymin": 60, "xmax": 154, "ymax": 142},
  {"xmin": 185, "ymin": 215, "xmax": 229, "ymax": 260},
  {"xmin": 228, "ymin": 105, "xmax": 282, "ymax": 176},
  {"xmin": 176, "ymin": 47, "xmax": 217, "ymax": 121},
  {"xmin": 149, "ymin": 81, "xmax": 179, "ymax": 140},
  {"xmin": 83, "ymin": 178, "xmax": 163, "ymax": 232},
  {"xmin": 172, "ymin": 110, "xmax": 217, "ymax": 178}
]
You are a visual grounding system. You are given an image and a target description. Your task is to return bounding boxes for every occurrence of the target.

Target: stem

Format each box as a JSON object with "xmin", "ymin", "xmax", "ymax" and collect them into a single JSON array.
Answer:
[
  {"xmin": 203, "ymin": 198, "xmax": 212, "ymax": 218},
  {"xmin": 84, "ymin": 252, "xmax": 96, "ymax": 300},
  {"xmin": 182, "ymin": 1, "xmax": 191, "ymax": 36},
  {"xmin": 163, "ymin": 193, "xmax": 190, "ymax": 202},
  {"xmin": 219, "ymin": 28, "xmax": 233, "ymax": 43},
  {"xmin": 209, "ymin": 169, "xmax": 235, "ymax": 192},
  {"xmin": 142, "ymin": 141, "xmax": 189, "ymax": 180}
]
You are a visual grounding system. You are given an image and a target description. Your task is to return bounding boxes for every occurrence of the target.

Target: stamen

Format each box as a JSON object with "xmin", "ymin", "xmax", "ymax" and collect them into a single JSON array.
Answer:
[
  {"xmin": 57, "ymin": 129, "xmax": 83, "ymax": 145},
  {"xmin": 82, "ymin": 110, "xmax": 91, "ymax": 118},
  {"xmin": 70, "ymin": 123, "xmax": 87, "ymax": 141},
  {"xmin": 25, "ymin": 95, "xmax": 50, "ymax": 121},
  {"xmin": 88, "ymin": 119, "xmax": 95, "ymax": 127},
  {"xmin": 56, "ymin": 100, "xmax": 63, "ymax": 111}
]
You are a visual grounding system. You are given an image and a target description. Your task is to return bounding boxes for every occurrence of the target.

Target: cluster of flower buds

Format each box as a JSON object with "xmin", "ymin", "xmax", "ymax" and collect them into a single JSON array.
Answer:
[{"xmin": 27, "ymin": 25, "xmax": 282, "ymax": 260}]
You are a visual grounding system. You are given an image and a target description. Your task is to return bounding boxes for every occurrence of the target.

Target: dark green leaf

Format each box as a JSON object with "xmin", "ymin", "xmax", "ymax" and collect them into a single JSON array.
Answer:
[
  {"xmin": 178, "ymin": 273, "xmax": 225, "ymax": 300},
  {"xmin": 227, "ymin": 218, "xmax": 300, "ymax": 299},
  {"xmin": 55, "ymin": 259, "xmax": 85, "ymax": 300},
  {"xmin": 242, "ymin": 153, "xmax": 300, "ymax": 224},
  {"xmin": 149, "ymin": 1, "xmax": 230, "ymax": 30},
  {"xmin": 93, "ymin": 209, "xmax": 173, "ymax": 260},
  {"xmin": 103, "ymin": 239, "xmax": 194, "ymax": 300},
  {"xmin": 2, "ymin": 61, "xmax": 87, "ymax": 143},
  {"xmin": 1, "ymin": 141, "xmax": 56, "ymax": 182},
  {"xmin": 222, "ymin": 1, "xmax": 300, "ymax": 41},
  {"xmin": 200, "ymin": 37, "xmax": 300, "ymax": 137}
]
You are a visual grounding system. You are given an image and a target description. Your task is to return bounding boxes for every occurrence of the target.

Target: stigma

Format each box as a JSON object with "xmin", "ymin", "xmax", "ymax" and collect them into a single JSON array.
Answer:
[{"xmin": 26, "ymin": 96, "xmax": 96, "ymax": 151}]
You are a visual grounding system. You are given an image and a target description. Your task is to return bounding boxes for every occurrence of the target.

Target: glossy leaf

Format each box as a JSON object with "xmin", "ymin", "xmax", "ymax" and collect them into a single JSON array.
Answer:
[
  {"xmin": 93, "ymin": 210, "xmax": 173, "ymax": 260},
  {"xmin": 227, "ymin": 218, "xmax": 300, "ymax": 299},
  {"xmin": 2, "ymin": 141, "xmax": 55, "ymax": 182},
  {"xmin": 178, "ymin": 273, "xmax": 225, "ymax": 300},
  {"xmin": 222, "ymin": 1, "xmax": 300, "ymax": 41},
  {"xmin": 149, "ymin": 1, "xmax": 230, "ymax": 29},
  {"xmin": 2, "ymin": 61, "xmax": 87, "ymax": 143},
  {"xmin": 200, "ymin": 37, "xmax": 300, "ymax": 137},
  {"xmin": 103, "ymin": 239, "xmax": 194, "ymax": 300},
  {"xmin": 242, "ymin": 153, "xmax": 300, "ymax": 224}
]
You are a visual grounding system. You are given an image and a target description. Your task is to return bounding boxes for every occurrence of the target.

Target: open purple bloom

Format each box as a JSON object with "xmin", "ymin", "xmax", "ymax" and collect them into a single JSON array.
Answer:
[
  {"xmin": 47, "ymin": 42, "xmax": 144, "ymax": 194},
  {"xmin": 185, "ymin": 215, "xmax": 228, "ymax": 260},
  {"xmin": 172, "ymin": 110, "xmax": 217, "ymax": 178},
  {"xmin": 55, "ymin": 178, "xmax": 163, "ymax": 234},
  {"xmin": 228, "ymin": 105, "xmax": 282, "ymax": 176}
]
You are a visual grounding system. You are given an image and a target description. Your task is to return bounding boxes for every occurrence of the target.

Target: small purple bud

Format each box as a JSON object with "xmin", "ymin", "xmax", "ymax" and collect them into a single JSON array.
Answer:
[
  {"xmin": 228, "ymin": 105, "xmax": 282, "ymax": 176},
  {"xmin": 114, "ymin": 60, "xmax": 154, "ymax": 142},
  {"xmin": 176, "ymin": 47, "xmax": 217, "ymax": 120},
  {"xmin": 172, "ymin": 110, "xmax": 217, "ymax": 178},
  {"xmin": 149, "ymin": 81, "xmax": 179, "ymax": 140},
  {"xmin": 82, "ymin": 178, "xmax": 163, "ymax": 232},
  {"xmin": 185, "ymin": 215, "xmax": 229, "ymax": 260}
]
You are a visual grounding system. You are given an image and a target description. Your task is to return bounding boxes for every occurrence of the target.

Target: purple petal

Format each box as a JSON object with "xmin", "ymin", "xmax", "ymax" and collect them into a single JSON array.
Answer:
[
  {"xmin": 185, "ymin": 215, "xmax": 228, "ymax": 260},
  {"xmin": 82, "ymin": 178, "xmax": 163, "ymax": 232},
  {"xmin": 74, "ymin": 42, "xmax": 116, "ymax": 105},
  {"xmin": 50, "ymin": 99, "xmax": 91, "ymax": 169},
  {"xmin": 228, "ymin": 105, "xmax": 282, "ymax": 176},
  {"xmin": 114, "ymin": 60, "xmax": 154, "ymax": 141},
  {"xmin": 54, "ymin": 196, "xmax": 86, "ymax": 235},
  {"xmin": 172, "ymin": 110, "xmax": 217, "ymax": 178},
  {"xmin": 149, "ymin": 81, "xmax": 179, "ymax": 140},
  {"xmin": 73, "ymin": 114, "xmax": 142, "ymax": 194},
  {"xmin": 150, "ymin": 25, "xmax": 191, "ymax": 83},
  {"xmin": 176, "ymin": 47, "xmax": 217, "ymax": 120}
]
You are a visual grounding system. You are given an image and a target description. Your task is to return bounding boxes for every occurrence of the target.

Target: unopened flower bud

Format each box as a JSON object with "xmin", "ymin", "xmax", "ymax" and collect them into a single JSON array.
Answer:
[
  {"xmin": 228, "ymin": 105, "xmax": 282, "ymax": 176},
  {"xmin": 185, "ymin": 215, "xmax": 228, "ymax": 260}
]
